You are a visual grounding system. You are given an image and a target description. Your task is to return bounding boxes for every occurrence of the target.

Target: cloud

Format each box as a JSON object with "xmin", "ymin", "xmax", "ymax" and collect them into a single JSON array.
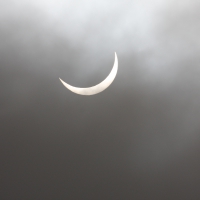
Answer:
[{"xmin": 1, "ymin": 0, "xmax": 200, "ymax": 199}]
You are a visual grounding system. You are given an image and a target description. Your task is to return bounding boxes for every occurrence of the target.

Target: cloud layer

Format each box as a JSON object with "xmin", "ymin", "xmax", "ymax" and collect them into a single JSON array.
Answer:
[{"xmin": 1, "ymin": 0, "xmax": 200, "ymax": 199}]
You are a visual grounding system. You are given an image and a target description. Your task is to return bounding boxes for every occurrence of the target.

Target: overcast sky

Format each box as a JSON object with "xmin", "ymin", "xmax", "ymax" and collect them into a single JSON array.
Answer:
[{"xmin": 1, "ymin": 0, "xmax": 200, "ymax": 199}]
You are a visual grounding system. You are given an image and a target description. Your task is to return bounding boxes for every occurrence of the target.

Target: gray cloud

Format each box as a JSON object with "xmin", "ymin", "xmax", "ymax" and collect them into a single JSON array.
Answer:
[{"xmin": 1, "ymin": 0, "xmax": 200, "ymax": 199}]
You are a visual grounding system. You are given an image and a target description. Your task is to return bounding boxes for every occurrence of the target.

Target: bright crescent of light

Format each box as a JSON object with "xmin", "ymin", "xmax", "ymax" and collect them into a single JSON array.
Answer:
[{"xmin": 59, "ymin": 52, "xmax": 118, "ymax": 95}]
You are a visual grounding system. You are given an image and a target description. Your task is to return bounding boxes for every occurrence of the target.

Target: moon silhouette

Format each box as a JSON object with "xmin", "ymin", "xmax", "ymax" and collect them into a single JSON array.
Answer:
[{"xmin": 59, "ymin": 52, "xmax": 118, "ymax": 95}]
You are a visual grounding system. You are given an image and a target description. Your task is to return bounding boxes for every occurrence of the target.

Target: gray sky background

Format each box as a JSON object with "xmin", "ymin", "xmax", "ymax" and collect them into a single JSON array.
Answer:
[{"xmin": 1, "ymin": 0, "xmax": 200, "ymax": 199}]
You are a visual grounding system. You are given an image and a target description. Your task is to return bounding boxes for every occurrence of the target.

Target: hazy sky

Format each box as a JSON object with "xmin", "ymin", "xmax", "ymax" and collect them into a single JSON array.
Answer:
[{"xmin": 1, "ymin": 0, "xmax": 200, "ymax": 199}]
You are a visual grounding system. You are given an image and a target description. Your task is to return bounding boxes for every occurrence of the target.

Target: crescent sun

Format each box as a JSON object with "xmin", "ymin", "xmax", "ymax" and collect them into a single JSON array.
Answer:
[{"xmin": 59, "ymin": 52, "xmax": 118, "ymax": 95}]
